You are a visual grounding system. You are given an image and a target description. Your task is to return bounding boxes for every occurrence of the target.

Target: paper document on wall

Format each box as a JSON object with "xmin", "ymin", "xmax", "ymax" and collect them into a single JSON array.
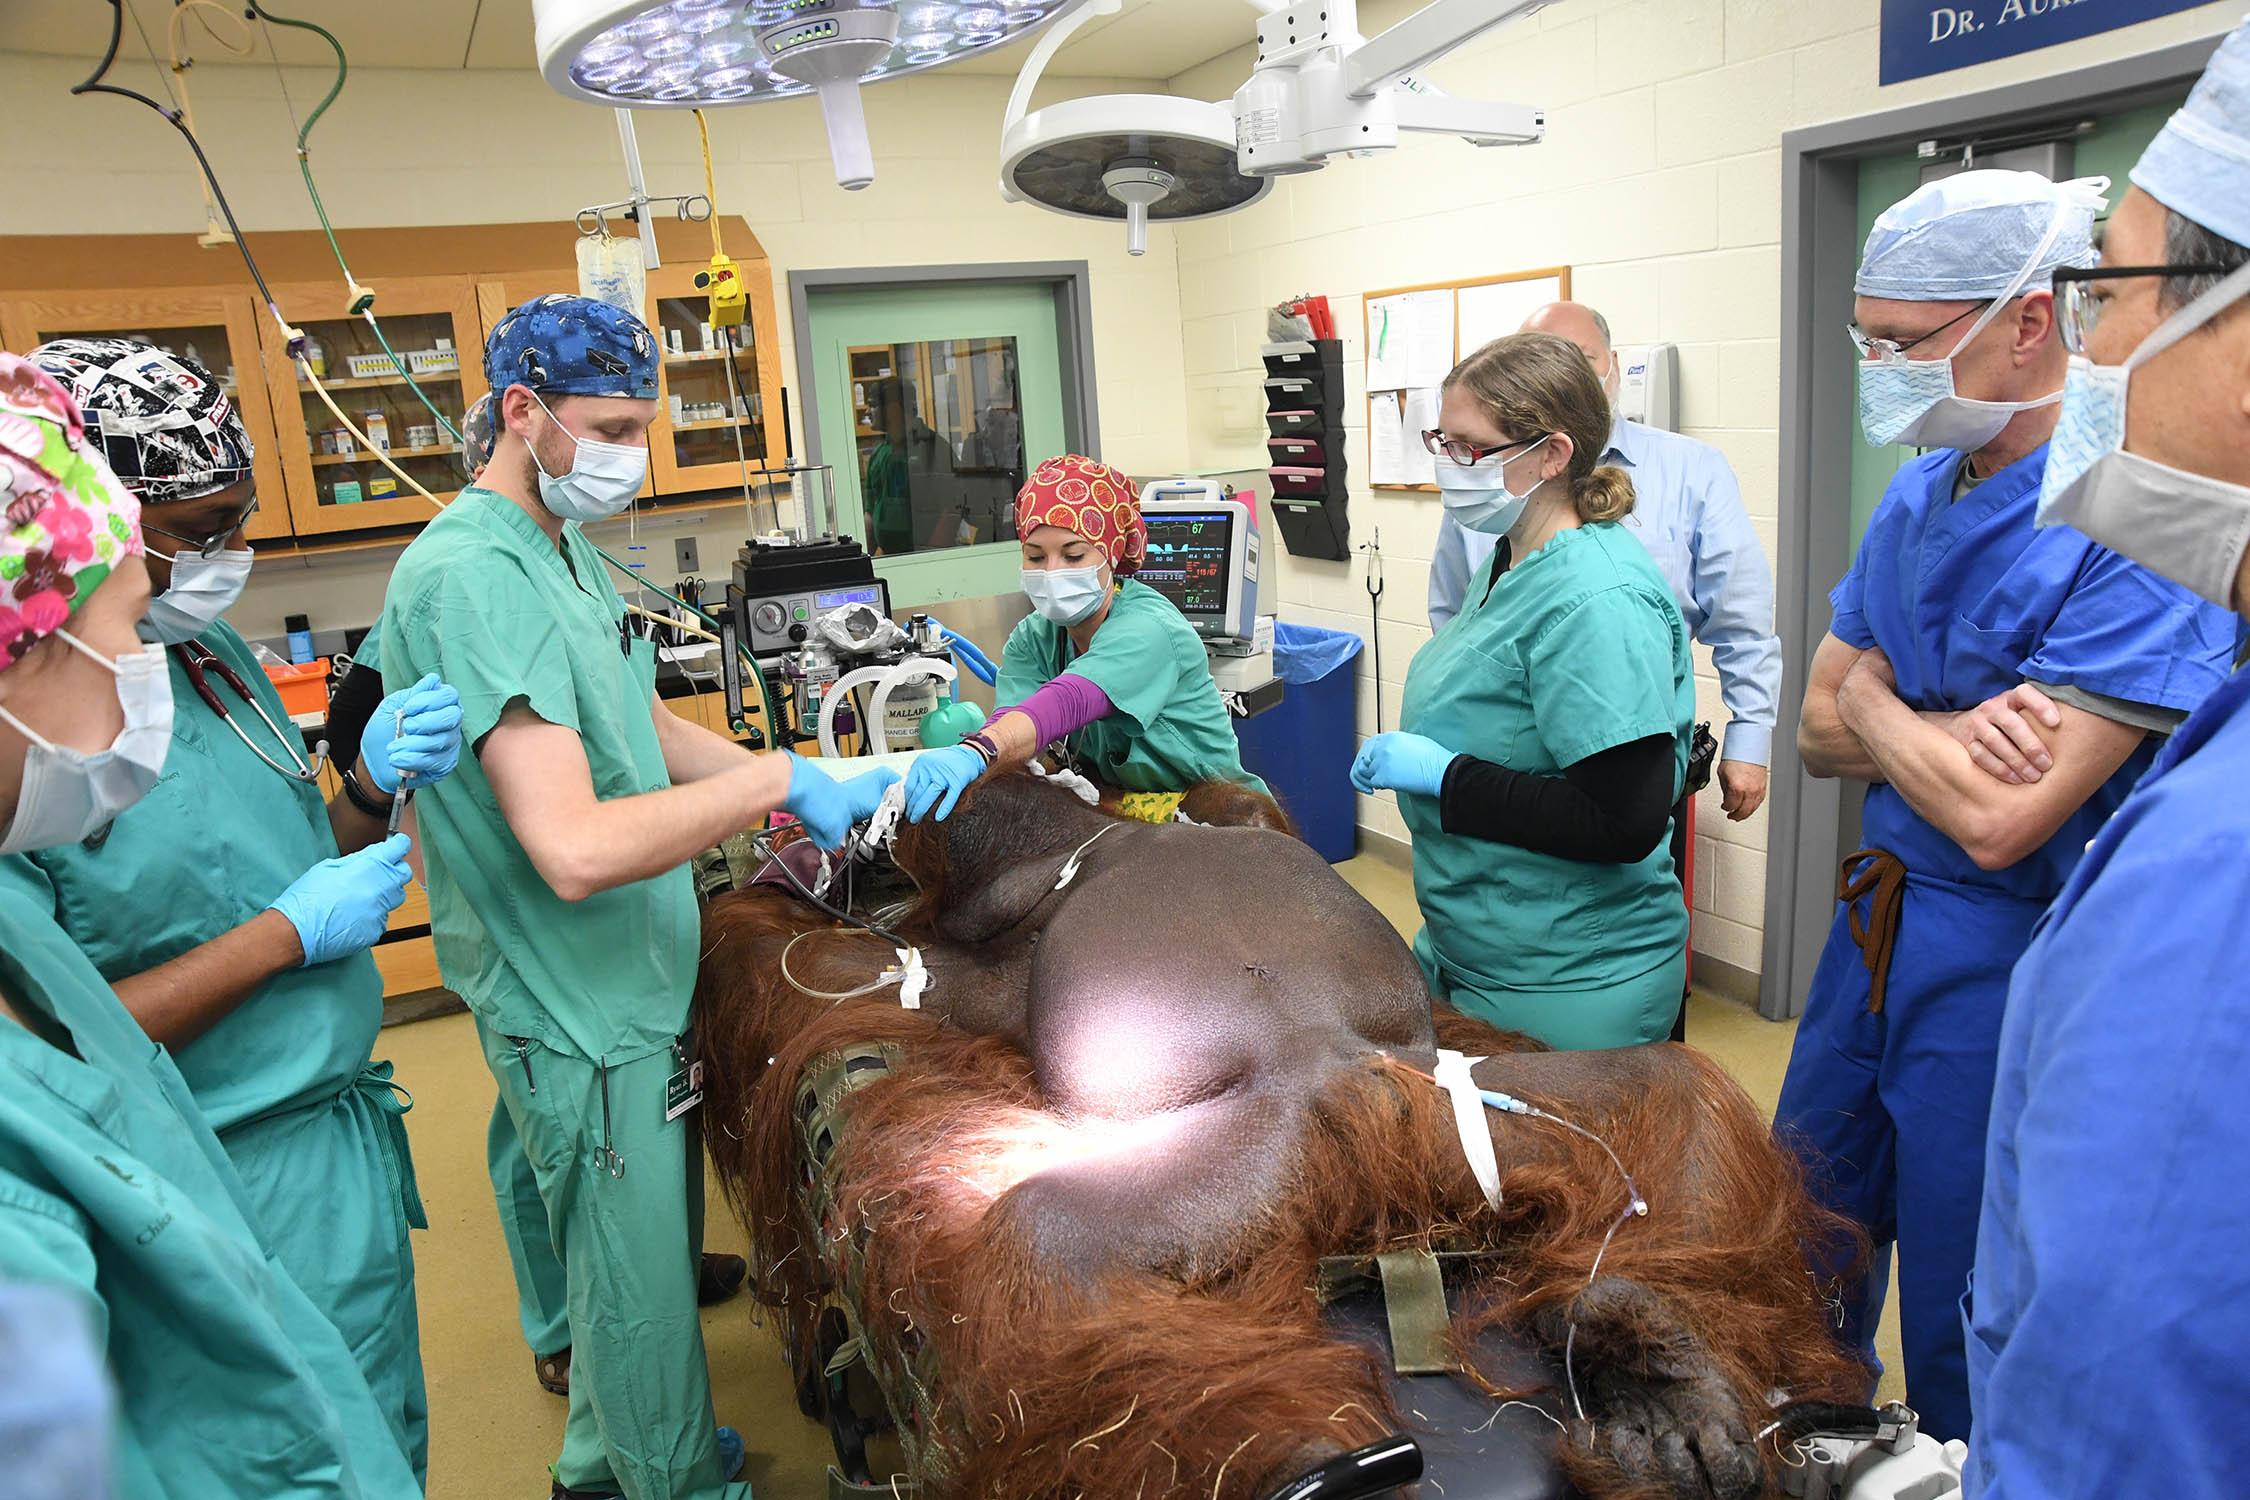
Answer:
[
  {"xmin": 1366, "ymin": 289, "xmax": 1454, "ymax": 391},
  {"xmin": 1456, "ymin": 276, "xmax": 1563, "ymax": 357},
  {"xmin": 1370, "ymin": 392, "xmax": 1413, "ymax": 485},
  {"xmin": 1399, "ymin": 387, "xmax": 1439, "ymax": 487}
]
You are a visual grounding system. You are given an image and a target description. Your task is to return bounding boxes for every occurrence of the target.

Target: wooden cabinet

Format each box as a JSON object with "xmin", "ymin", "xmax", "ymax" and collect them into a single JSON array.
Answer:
[
  {"xmin": 262, "ymin": 275, "xmax": 489, "ymax": 537},
  {"xmin": 645, "ymin": 257, "xmax": 788, "ymax": 494},
  {"xmin": 0, "ymin": 288, "xmax": 297, "ymax": 546},
  {"xmin": 0, "ymin": 218, "xmax": 784, "ymax": 558}
]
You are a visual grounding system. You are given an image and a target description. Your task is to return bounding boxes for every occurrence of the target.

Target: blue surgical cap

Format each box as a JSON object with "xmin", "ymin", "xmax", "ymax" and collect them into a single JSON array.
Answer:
[
  {"xmin": 483, "ymin": 293, "xmax": 658, "ymax": 402},
  {"xmin": 1855, "ymin": 169, "xmax": 2108, "ymax": 301},
  {"xmin": 2132, "ymin": 19, "xmax": 2250, "ymax": 251}
]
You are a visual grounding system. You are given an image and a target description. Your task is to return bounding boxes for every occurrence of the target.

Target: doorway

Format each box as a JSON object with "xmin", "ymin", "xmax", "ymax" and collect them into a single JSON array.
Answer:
[
  {"xmin": 793, "ymin": 264, "xmax": 1098, "ymax": 608},
  {"xmin": 1762, "ymin": 35, "xmax": 2228, "ymax": 1021}
]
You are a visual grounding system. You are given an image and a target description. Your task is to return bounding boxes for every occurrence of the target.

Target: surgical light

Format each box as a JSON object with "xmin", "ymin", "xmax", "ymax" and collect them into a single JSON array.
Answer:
[
  {"xmin": 1002, "ymin": 0, "xmax": 1554, "ymax": 253},
  {"xmin": 535, "ymin": 0, "xmax": 1087, "ymax": 190}
]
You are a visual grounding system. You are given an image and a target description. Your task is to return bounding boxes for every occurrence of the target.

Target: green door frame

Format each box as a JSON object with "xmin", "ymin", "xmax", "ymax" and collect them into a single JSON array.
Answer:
[{"xmin": 789, "ymin": 262, "xmax": 1100, "ymax": 607}]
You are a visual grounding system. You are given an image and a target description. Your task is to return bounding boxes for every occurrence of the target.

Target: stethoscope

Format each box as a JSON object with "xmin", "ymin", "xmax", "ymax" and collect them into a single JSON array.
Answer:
[{"xmin": 170, "ymin": 640, "xmax": 329, "ymax": 783}]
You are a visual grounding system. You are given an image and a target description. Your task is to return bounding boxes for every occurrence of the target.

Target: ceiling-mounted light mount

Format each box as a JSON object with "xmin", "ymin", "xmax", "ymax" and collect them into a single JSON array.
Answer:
[
  {"xmin": 1001, "ymin": 0, "xmax": 1555, "ymax": 254},
  {"xmin": 535, "ymin": 0, "xmax": 1085, "ymax": 189}
]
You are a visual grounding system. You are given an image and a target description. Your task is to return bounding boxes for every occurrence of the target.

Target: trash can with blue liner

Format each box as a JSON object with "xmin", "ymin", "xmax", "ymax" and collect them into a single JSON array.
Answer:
[{"xmin": 1233, "ymin": 622, "xmax": 1362, "ymax": 863}]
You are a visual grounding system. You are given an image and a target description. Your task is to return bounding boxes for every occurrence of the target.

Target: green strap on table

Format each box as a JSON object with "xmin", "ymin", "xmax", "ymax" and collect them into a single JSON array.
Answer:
[{"xmin": 1374, "ymin": 1248, "xmax": 1455, "ymax": 1376}]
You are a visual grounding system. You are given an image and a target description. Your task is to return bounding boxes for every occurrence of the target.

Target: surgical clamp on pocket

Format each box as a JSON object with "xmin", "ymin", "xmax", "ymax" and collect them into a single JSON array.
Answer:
[{"xmin": 595, "ymin": 1056, "xmax": 627, "ymax": 1179}]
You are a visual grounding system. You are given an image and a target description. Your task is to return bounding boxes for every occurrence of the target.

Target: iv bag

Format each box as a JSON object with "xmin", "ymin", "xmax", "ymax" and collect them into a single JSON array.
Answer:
[{"xmin": 576, "ymin": 233, "xmax": 647, "ymax": 319}]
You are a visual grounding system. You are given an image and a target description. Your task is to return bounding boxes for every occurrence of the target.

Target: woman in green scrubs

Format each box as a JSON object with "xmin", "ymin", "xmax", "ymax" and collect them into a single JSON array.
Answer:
[
  {"xmin": 0, "ymin": 358, "xmax": 418, "ymax": 1497},
  {"xmin": 1354, "ymin": 333, "xmax": 1694, "ymax": 1049},
  {"xmin": 904, "ymin": 453, "xmax": 1264, "ymax": 823},
  {"xmin": 2, "ymin": 340, "xmax": 462, "ymax": 1478}
]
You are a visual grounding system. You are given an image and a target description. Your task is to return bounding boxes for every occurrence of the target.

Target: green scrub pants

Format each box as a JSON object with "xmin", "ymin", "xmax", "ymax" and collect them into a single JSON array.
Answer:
[
  {"xmin": 476, "ymin": 1020, "xmax": 749, "ymax": 1500},
  {"xmin": 226, "ymin": 1060, "xmax": 431, "ymax": 1484},
  {"xmin": 492, "ymin": 1097, "xmax": 572, "ymax": 1362},
  {"xmin": 1417, "ymin": 930, "xmax": 1688, "ymax": 1051}
]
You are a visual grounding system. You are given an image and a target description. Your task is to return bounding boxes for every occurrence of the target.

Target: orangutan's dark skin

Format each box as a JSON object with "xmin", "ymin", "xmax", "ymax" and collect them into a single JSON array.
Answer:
[{"xmin": 698, "ymin": 773, "xmax": 1869, "ymax": 1500}]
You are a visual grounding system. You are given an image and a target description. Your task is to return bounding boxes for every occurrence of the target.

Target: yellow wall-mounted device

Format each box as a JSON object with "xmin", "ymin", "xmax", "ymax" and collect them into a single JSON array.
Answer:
[{"xmin": 698, "ymin": 253, "xmax": 748, "ymax": 329}]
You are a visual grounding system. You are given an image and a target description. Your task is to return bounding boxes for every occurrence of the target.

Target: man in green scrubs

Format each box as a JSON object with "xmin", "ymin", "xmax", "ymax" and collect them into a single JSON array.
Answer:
[
  {"xmin": 0, "ymin": 361, "xmax": 419, "ymax": 1497},
  {"xmin": 6, "ymin": 338, "xmax": 459, "ymax": 1481},
  {"xmin": 380, "ymin": 295, "xmax": 896, "ymax": 1500}
]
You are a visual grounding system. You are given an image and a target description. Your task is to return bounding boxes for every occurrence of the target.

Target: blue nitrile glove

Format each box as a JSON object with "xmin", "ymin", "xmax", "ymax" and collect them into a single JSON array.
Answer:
[
  {"xmin": 1350, "ymin": 731, "xmax": 1457, "ymax": 800},
  {"xmin": 783, "ymin": 754, "xmax": 902, "ymax": 850},
  {"xmin": 360, "ymin": 672, "xmax": 465, "ymax": 795},
  {"xmin": 269, "ymin": 833, "xmax": 412, "ymax": 967},
  {"xmin": 717, "ymin": 1426, "xmax": 746, "ymax": 1483},
  {"xmin": 904, "ymin": 744, "xmax": 989, "ymax": 823}
]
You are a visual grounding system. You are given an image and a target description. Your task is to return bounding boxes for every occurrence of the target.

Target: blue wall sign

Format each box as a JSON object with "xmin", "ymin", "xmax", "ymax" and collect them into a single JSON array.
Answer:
[{"xmin": 1881, "ymin": 0, "xmax": 2211, "ymax": 84}]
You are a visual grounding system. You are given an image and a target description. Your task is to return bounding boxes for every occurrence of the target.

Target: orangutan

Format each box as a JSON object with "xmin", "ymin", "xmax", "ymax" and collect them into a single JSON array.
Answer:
[{"xmin": 696, "ymin": 771, "xmax": 1866, "ymax": 1500}]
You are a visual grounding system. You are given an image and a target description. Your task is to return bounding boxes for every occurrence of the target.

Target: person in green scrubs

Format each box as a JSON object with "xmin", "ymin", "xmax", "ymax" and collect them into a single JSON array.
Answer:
[
  {"xmin": 903, "ymin": 453, "xmax": 1264, "ymax": 823},
  {"xmin": 380, "ymin": 295, "xmax": 897, "ymax": 1500},
  {"xmin": 5, "ymin": 339, "xmax": 461, "ymax": 1481},
  {"xmin": 0, "ymin": 356, "xmax": 419, "ymax": 1497},
  {"xmin": 1354, "ymin": 333, "xmax": 1694, "ymax": 1049}
]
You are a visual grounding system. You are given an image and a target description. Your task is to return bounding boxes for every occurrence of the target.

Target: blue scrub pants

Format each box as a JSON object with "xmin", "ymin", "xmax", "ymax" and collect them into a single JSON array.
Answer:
[{"xmin": 1775, "ymin": 865, "xmax": 2044, "ymax": 1444}]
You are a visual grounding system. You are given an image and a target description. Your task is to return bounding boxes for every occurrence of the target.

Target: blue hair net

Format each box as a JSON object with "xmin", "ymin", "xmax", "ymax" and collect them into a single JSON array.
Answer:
[
  {"xmin": 2132, "ymin": 19, "xmax": 2250, "ymax": 250},
  {"xmin": 1855, "ymin": 169, "xmax": 2107, "ymax": 302}
]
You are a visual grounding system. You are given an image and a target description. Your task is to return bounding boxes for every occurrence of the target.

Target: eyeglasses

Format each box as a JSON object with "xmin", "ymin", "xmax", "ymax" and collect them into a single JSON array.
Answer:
[
  {"xmin": 144, "ymin": 487, "xmax": 259, "ymax": 560},
  {"xmin": 2051, "ymin": 264, "xmax": 2236, "ymax": 354},
  {"xmin": 1420, "ymin": 430, "xmax": 1544, "ymax": 466},
  {"xmin": 1846, "ymin": 300, "xmax": 1990, "ymax": 363}
]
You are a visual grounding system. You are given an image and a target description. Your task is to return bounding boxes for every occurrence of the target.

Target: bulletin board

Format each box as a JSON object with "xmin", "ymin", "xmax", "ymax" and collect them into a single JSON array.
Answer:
[{"xmin": 1363, "ymin": 265, "xmax": 1570, "ymax": 491}]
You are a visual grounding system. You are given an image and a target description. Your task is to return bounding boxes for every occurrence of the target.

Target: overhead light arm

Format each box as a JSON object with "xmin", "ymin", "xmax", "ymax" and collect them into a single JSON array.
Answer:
[
  {"xmin": 1004, "ymin": 0, "xmax": 1120, "ymax": 136},
  {"xmin": 1391, "ymin": 91, "xmax": 1544, "ymax": 146},
  {"xmin": 1343, "ymin": 0, "xmax": 1550, "ymax": 98}
]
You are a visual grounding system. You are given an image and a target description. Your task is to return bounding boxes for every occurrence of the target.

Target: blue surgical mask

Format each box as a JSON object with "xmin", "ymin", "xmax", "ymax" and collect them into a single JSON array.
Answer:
[
  {"xmin": 528, "ymin": 390, "xmax": 647, "ymax": 523},
  {"xmin": 1021, "ymin": 563, "xmax": 1111, "ymax": 626},
  {"xmin": 0, "ymin": 630, "xmax": 175, "ymax": 855},
  {"xmin": 1434, "ymin": 436, "xmax": 1550, "ymax": 535},
  {"xmin": 2037, "ymin": 259, "xmax": 2250, "ymax": 609},
  {"xmin": 140, "ymin": 548, "xmax": 254, "ymax": 645}
]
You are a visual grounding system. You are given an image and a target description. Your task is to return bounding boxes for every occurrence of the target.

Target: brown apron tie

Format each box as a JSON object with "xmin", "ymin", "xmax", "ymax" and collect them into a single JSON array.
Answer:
[{"xmin": 1838, "ymin": 848, "xmax": 1908, "ymax": 1015}]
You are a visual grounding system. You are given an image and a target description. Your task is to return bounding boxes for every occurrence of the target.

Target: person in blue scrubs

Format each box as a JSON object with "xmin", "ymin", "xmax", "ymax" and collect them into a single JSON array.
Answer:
[
  {"xmin": 1967, "ymin": 27, "xmax": 2250, "ymax": 1493},
  {"xmin": 4, "ymin": 338, "xmax": 460, "ymax": 1480},
  {"xmin": 0, "ymin": 354, "xmax": 418, "ymax": 1497},
  {"xmin": 1781, "ymin": 169, "xmax": 2237, "ymax": 1444}
]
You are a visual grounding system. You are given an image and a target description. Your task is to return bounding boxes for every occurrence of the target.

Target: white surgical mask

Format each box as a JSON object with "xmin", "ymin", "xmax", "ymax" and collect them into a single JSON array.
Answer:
[
  {"xmin": 1434, "ymin": 435, "xmax": 1551, "ymax": 535},
  {"xmin": 1857, "ymin": 178, "xmax": 2107, "ymax": 452},
  {"xmin": 1022, "ymin": 563, "xmax": 1111, "ymax": 627},
  {"xmin": 0, "ymin": 630, "xmax": 175, "ymax": 854},
  {"xmin": 2037, "ymin": 258, "xmax": 2250, "ymax": 610},
  {"xmin": 140, "ymin": 548, "xmax": 254, "ymax": 645},
  {"xmin": 528, "ymin": 391, "xmax": 647, "ymax": 523}
]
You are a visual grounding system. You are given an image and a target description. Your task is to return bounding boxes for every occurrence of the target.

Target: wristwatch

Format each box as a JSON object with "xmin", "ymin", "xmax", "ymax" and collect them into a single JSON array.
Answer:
[{"xmin": 339, "ymin": 761, "xmax": 396, "ymax": 819}]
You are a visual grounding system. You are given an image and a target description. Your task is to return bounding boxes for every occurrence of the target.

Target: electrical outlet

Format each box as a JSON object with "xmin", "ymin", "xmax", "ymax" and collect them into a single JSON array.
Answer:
[{"xmin": 674, "ymin": 537, "xmax": 700, "ymax": 573}]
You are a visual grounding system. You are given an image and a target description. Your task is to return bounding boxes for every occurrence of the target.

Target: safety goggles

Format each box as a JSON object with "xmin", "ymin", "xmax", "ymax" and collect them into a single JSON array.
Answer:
[
  {"xmin": 2052, "ymin": 263, "xmax": 2240, "ymax": 354},
  {"xmin": 1420, "ymin": 430, "xmax": 1544, "ymax": 467},
  {"xmin": 144, "ymin": 488, "xmax": 260, "ymax": 560},
  {"xmin": 1845, "ymin": 300, "xmax": 1990, "ymax": 363}
]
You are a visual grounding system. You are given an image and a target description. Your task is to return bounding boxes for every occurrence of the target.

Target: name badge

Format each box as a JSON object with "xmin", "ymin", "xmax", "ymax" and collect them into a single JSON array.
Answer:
[{"xmin": 664, "ymin": 1061, "xmax": 705, "ymax": 1122}]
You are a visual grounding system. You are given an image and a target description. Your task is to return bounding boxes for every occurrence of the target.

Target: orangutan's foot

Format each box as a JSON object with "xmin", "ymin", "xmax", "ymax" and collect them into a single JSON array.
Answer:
[{"xmin": 1530, "ymin": 1276, "xmax": 1763, "ymax": 1500}]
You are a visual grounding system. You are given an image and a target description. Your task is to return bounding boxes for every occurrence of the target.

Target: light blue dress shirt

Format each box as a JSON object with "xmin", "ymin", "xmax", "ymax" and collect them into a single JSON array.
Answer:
[{"xmin": 1427, "ymin": 418, "xmax": 1781, "ymax": 766}]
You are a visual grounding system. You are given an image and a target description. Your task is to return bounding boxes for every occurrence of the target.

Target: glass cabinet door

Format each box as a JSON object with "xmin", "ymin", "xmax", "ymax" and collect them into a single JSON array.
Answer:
[
  {"xmin": 646, "ymin": 259, "xmax": 786, "ymax": 495},
  {"xmin": 261, "ymin": 276, "xmax": 489, "ymax": 537},
  {"xmin": 0, "ymin": 290, "xmax": 295, "ymax": 545}
]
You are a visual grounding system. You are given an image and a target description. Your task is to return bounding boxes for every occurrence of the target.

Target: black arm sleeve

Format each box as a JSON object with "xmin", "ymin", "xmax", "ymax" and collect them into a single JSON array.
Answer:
[{"xmin": 1436, "ymin": 734, "xmax": 1678, "ymax": 863}]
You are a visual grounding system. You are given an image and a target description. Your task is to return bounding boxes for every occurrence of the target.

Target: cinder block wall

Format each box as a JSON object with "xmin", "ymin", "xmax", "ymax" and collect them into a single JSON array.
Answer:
[{"xmin": 1166, "ymin": 0, "xmax": 2249, "ymax": 995}]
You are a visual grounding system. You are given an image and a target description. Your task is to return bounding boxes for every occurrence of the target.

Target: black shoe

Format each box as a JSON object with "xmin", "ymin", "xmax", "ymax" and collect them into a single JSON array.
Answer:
[
  {"xmin": 551, "ymin": 1483, "xmax": 623, "ymax": 1499},
  {"xmin": 698, "ymin": 1251, "xmax": 749, "ymax": 1307},
  {"xmin": 534, "ymin": 1348, "xmax": 570, "ymax": 1397}
]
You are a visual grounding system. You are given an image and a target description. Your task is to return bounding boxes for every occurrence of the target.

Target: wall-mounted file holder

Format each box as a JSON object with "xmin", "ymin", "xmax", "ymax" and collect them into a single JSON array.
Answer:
[{"xmin": 1260, "ymin": 339, "xmax": 1350, "ymax": 562}]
